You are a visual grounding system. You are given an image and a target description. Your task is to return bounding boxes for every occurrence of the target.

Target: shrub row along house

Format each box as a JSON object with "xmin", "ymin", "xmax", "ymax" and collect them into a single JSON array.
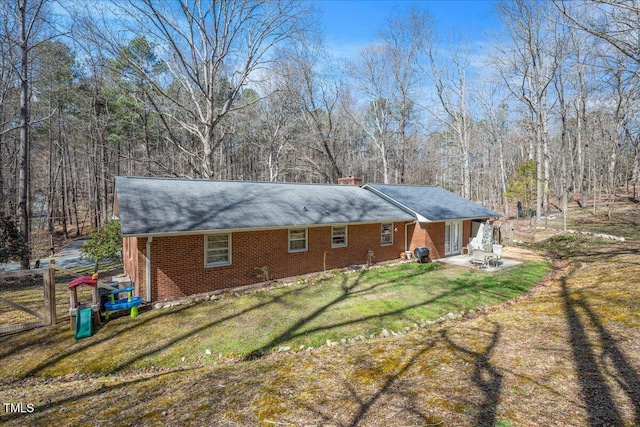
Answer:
[{"xmin": 114, "ymin": 176, "xmax": 499, "ymax": 302}]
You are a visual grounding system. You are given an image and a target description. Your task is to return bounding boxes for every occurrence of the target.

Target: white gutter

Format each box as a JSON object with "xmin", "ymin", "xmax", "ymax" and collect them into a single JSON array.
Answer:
[
  {"xmin": 362, "ymin": 184, "xmax": 429, "ymax": 223},
  {"xmin": 120, "ymin": 218, "xmax": 415, "ymax": 239},
  {"xmin": 145, "ymin": 236, "xmax": 153, "ymax": 302}
]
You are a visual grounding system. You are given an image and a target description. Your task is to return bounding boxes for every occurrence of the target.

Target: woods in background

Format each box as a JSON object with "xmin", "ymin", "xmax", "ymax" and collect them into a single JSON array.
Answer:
[{"xmin": 1, "ymin": 0, "xmax": 638, "ymax": 267}]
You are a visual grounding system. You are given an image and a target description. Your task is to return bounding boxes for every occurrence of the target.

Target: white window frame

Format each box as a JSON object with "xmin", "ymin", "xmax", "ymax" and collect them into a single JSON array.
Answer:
[
  {"xmin": 288, "ymin": 228, "xmax": 308, "ymax": 253},
  {"xmin": 205, "ymin": 233, "xmax": 232, "ymax": 268},
  {"xmin": 381, "ymin": 223, "xmax": 393, "ymax": 246},
  {"xmin": 331, "ymin": 225, "xmax": 348, "ymax": 248}
]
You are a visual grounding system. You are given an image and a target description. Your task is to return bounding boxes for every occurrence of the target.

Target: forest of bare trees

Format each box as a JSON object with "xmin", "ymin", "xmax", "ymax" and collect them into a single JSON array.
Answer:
[{"xmin": 1, "ymin": 0, "xmax": 639, "ymax": 267}]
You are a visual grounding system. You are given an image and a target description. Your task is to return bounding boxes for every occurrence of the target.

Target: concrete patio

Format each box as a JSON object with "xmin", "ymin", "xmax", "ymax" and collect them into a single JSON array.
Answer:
[{"xmin": 436, "ymin": 250, "xmax": 523, "ymax": 272}]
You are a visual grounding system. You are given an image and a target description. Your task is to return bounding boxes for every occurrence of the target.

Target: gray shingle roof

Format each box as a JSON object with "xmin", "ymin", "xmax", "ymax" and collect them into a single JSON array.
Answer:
[
  {"xmin": 364, "ymin": 183, "xmax": 500, "ymax": 222},
  {"xmin": 115, "ymin": 177, "xmax": 415, "ymax": 236}
]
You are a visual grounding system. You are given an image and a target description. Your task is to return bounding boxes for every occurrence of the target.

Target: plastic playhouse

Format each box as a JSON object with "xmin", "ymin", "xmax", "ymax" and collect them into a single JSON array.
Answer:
[
  {"xmin": 104, "ymin": 287, "xmax": 142, "ymax": 320},
  {"xmin": 68, "ymin": 274, "xmax": 100, "ymax": 339},
  {"xmin": 68, "ymin": 274, "xmax": 143, "ymax": 339}
]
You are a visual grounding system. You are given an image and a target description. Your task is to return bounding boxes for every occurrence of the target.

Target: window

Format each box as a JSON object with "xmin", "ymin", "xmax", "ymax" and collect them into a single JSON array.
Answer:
[
  {"xmin": 205, "ymin": 233, "xmax": 231, "ymax": 267},
  {"xmin": 332, "ymin": 225, "xmax": 347, "ymax": 248},
  {"xmin": 381, "ymin": 223, "xmax": 393, "ymax": 245},
  {"xmin": 289, "ymin": 228, "xmax": 307, "ymax": 252}
]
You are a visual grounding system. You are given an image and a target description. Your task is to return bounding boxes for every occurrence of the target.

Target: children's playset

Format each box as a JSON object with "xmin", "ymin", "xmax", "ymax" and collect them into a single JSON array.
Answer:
[{"xmin": 68, "ymin": 274, "xmax": 142, "ymax": 339}]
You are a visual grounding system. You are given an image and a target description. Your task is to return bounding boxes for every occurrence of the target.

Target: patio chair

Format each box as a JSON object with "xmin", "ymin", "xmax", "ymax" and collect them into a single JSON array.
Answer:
[
  {"xmin": 471, "ymin": 248, "xmax": 487, "ymax": 268},
  {"xmin": 489, "ymin": 244, "xmax": 503, "ymax": 267}
]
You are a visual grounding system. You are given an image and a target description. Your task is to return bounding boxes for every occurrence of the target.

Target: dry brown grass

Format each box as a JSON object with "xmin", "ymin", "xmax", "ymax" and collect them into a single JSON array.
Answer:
[{"xmin": 1, "ymin": 202, "xmax": 639, "ymax": 426}]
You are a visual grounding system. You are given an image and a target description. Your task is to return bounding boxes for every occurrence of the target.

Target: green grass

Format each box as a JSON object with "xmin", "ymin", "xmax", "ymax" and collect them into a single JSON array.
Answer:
[{"xmin": 0, "ymin": 259, "xmax": 550, "ymax": 377}]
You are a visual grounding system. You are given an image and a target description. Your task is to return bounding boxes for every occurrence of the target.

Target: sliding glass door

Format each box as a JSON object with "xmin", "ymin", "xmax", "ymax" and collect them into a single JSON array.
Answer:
[{"xmin": 444, "ymin": 221, "xmax": 462, "ymax": 256}]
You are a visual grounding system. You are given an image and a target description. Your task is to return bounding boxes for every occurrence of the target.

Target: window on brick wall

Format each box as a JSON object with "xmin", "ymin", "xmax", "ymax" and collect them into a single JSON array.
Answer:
[
  {"xmin": 381, "ymin": 223, "xmax": 393, "ymax": 245},
  {"xmin": 289, "ymin": 228, "xmax": 307, "ymax": 252},
  {"xmin": 332, "ymin": 225, "xmax": 347, "ymax": 248},
  {"xmin": 205, "ymin": 233, "xmax": 231, "ymax": 267}
]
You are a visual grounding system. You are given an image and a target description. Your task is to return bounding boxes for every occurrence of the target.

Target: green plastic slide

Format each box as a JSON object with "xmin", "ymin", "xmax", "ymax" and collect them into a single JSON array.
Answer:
[{"xmin": 75, "ymin": 308, "xmax": 93, "ymax": 339}]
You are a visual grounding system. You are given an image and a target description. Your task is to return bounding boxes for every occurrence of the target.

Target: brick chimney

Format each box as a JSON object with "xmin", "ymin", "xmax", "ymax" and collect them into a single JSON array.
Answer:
[{"xmin": 337, "ymin": 176, "xmax": 363, "ymax": 186}]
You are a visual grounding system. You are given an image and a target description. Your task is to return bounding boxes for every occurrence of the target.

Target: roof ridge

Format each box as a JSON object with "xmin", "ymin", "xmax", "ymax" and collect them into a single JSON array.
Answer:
[
  {"xmin": 117, "ymin": 176, "xmax": 363, "ymax": 187},
  {"xmin": 368, "ymin": 182, "xmax": 438, "ymax": 188}
]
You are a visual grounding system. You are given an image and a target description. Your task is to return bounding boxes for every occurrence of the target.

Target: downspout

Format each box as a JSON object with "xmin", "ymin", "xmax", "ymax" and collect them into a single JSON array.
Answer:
[
  {"xmin": 405, "ymin": 221, "xmax": 416, "ymax": 253},
  {"xmin": 146, "ymin": 236, "xmax": 153, "ymax": 303}
]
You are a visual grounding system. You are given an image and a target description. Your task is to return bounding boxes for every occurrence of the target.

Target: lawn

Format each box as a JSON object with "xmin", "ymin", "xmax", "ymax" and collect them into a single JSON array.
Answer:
[
  {"xmin": 1, "ymin": 198, "xmax": 638, "ymax": 426},
  {"xmin": 0, "ymin": 260, "xmax": 549, "ymax": 377}
]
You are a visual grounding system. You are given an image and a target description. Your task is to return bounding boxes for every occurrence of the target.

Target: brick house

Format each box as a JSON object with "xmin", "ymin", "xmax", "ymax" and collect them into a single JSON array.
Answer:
[{"xmin": 114, "ymin": 177, "xmax": 499, "ymax": 302}]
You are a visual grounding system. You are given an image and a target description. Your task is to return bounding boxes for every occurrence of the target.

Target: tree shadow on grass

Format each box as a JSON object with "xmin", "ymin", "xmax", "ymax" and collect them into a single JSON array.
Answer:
[
  {"xmin": 12, "ymin": 302, "xmax": 196, "ymax": 377},
  {"xmin": 538, "ymin": 236, "xmax": 640, "ymax": 266},
  {"xmin": 9, "ymin": 262, "xmax": 526, "ymax": 379},
  {"xmin": 15, "ymin": 282, "xmax": 311, "ymax": 377},
  {"xmin": 270, "ymin": 322, "xmax": 504, "ymax": 426},
  {"xmin": 343, "ymin": 339, "xmax": 438, "ymax": 427},
  {"xmin": 442, "ymin": 322, "xmax": 503, "ymax": 427},
  {"xmin": 242, "ymin": 268, "xmax": 487, "ymax": 360},
  {"xmin": 277, "ymin": 338, "xmax": 441, "ymax": 427},
  {"xmin": 0, "ymin": 365, "xmax": 201, "ymax": 425},
  {"xmin": 7, "ymin": 266, "xmax": 428, "ymax": 377},
  {"xmin": 562, "ymin": 276, "xmax": 640, "ymax": 426}
]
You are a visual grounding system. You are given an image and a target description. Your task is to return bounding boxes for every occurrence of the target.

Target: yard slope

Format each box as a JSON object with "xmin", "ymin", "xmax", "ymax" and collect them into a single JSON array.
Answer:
[{"xmin": 1, "ymin": 203, "xmax": 639, "ymax": 426}]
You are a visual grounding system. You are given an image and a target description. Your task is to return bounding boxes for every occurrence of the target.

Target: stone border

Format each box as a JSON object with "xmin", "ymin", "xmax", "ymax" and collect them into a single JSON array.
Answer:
[{"xmin": 564, "ymin": 229, "xmax": 626, "ymax": 241}]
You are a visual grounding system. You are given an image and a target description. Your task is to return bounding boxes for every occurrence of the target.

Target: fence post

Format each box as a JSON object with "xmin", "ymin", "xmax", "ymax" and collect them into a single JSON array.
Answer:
[{"xmin": 43, "ymin": 259, "xmax": 57, "ymax": 326}]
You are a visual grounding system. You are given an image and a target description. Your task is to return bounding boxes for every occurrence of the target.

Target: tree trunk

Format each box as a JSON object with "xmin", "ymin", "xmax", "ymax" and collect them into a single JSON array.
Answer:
[{"xmin": 18, "ymin": 0, "xmax": 31, "ymax": 269}]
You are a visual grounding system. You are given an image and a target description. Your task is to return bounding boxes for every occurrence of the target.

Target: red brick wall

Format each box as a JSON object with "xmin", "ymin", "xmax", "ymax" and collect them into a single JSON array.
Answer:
[
  {"xmin": 408, "ymin": 220, "xmax": 474, "ymax": 260},
  {"xmin": 126, "ymin": 219, "xmax": 487, "ymax": 302},
  {"xmin": 137, "ymin": 222, "xmax": 407, "ymax": 301},
  {"xmin": 425, "ymin": 222, "xmax": 445, "ymax": 259},
  {"xmin": 463, "ymin": 220, "xmax": 473, "ymax": 248}
]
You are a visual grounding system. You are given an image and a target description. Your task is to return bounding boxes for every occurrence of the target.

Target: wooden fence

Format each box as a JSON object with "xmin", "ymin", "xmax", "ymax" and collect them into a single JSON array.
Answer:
[
  {"xmin": 0, "ymin": 266, "xmax": 56, "ymax": 334},
  {"xmin": 0, "ymin": 260, "xmax": 118, "ymax": 335}
]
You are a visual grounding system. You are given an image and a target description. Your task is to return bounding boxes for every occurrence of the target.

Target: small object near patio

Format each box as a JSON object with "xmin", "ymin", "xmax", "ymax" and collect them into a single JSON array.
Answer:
[
  {"xmin": 104, "ymin": 286, "xmax": 142, "ymax": 320},
  {"xmin": 471, "ymin": 248, "xmax": 487, "ymax": 268},
  {"xmin": 489, "ymin": 244, "xmax": 503, "ymax": 267},
  {"xmin": 414, "ymin": 246, "xmax": 430, "ymax": 263}
]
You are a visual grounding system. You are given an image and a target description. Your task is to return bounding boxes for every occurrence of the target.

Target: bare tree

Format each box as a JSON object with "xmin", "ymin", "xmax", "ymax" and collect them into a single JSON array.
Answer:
[
  {"xmin": 556, "ymin": 0, "xmax": 640, "ymax": 200},
  {"xmin": 494, "ymin": 0, "xmax": 560, "ymax": 226},
  {"xmin": 14, "ymin": 0, "xmax": 49, "ymax": 268},
  {"xmin": 347, "ymin": 9, "xmax": 428, "ymax": 185},
  {"xmin": 477, "ymin": 84, "xmax": 512, "ymax": 216},
  {"xmin": 555, "ymin": 0, "xmax": 640, "ymax": 67},
  {"xmin": 380, "ymin": 8, "xmax": 427, "ymax": 184},
  {"xmin": 348, "ymin": 45, "xmax": 396, "ymax": 184},
  {"xmin": 421, "ymin": 37, "xmax": 474, "ymax": 198},
  {"xmin": 277, "ymin": 35, "xmax": 344, "ymax": 182},
  {"xmin": 111, "ymin": 0, "xmax": 310, "ymax": 179}
]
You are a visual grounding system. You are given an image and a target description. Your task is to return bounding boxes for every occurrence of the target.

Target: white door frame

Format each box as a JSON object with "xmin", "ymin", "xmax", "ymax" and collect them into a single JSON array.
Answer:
[{"xmin": 445, "ymin": 221, "xmax": 462, "ymax": 256}]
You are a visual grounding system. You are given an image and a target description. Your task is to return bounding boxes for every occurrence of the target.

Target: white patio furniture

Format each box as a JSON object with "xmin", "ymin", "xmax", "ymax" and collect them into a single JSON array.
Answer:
[
  {"xmin": 471, "ymin": 248, "xmax": 487, "ymax": 268},
  {"xmin": 489, "ymin": 244, "xmax": 503, "ymax": 267}
]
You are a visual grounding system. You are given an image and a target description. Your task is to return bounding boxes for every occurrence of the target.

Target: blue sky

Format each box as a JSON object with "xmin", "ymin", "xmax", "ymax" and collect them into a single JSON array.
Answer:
[{"xmin": 317, "ymin": 0, "xmax": 501, "ymax": 59}]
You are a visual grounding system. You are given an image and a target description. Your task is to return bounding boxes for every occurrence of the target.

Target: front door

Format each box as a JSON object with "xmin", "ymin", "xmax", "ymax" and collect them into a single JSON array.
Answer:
[{"xmin": 445, "ymin": 221, "xmax": 462, "ymax": 256}]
